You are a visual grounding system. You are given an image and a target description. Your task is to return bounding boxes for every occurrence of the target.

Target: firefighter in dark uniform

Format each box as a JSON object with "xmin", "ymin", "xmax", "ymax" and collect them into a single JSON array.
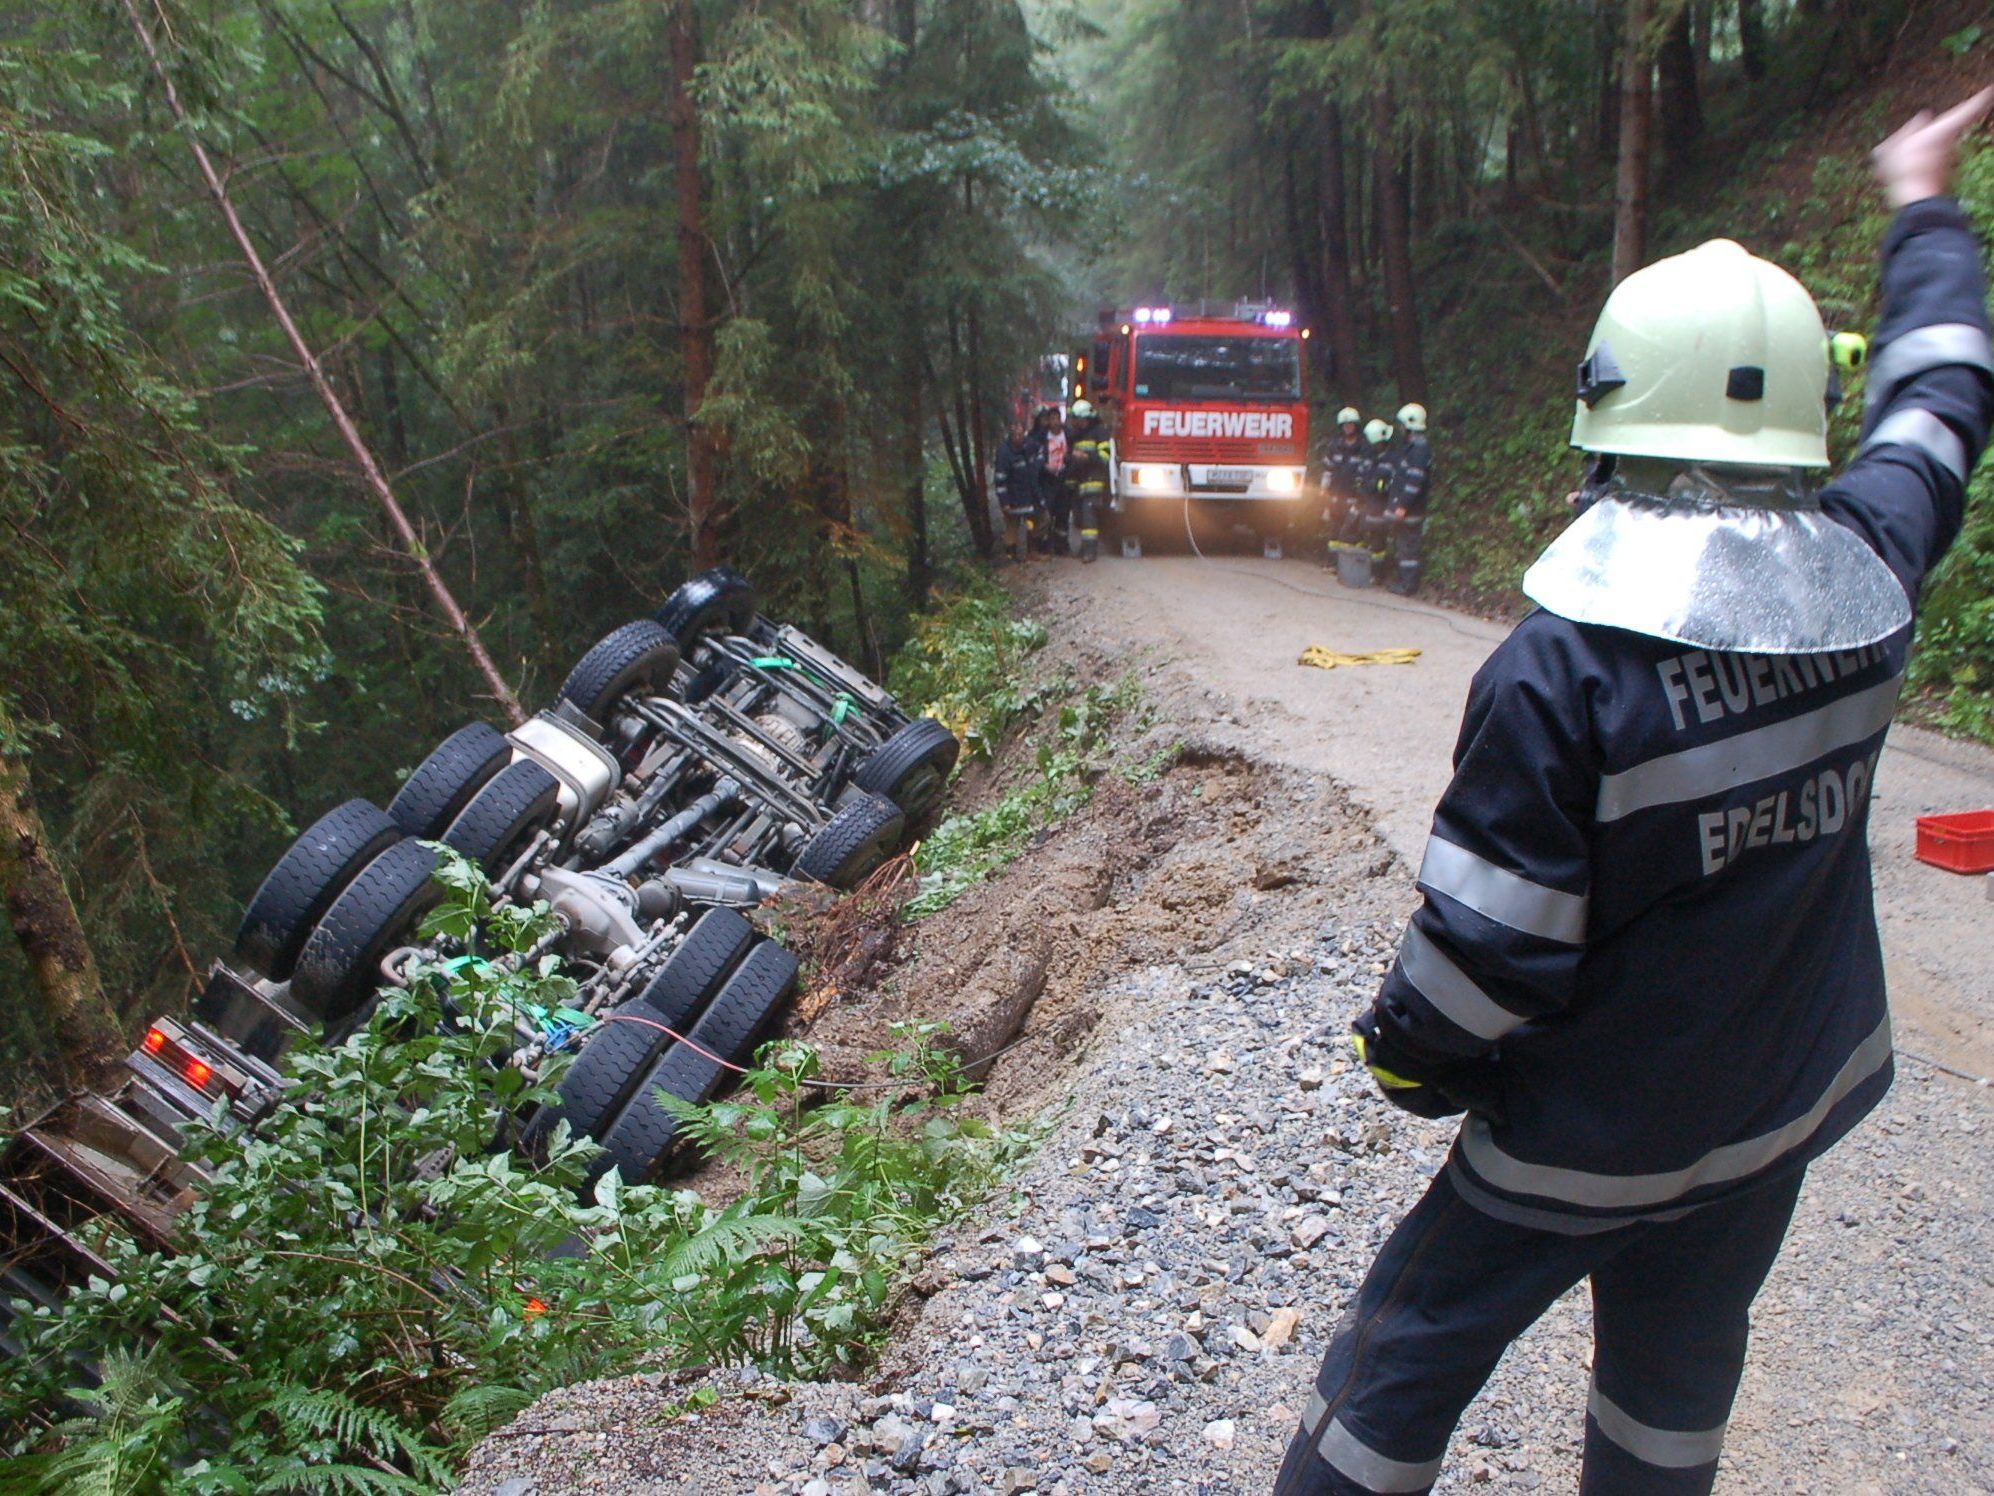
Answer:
[
  {"xmin": 1319, "ymin": 406, "xmax": 1368, "ymax": 560},
  {"xmin": 1065, "ymin": 398, "xmax": 1110, "ymax": 564},
  {"xmin": 1356, "ymin": 417, "xmax": 1395, "ymax": 554},
  {"xmin": 1276, "ymin": 91, "xmax": 1994, "ymax": 1495},
  {"xmin": 994, "ymin": 414, "xmax": 1043, "ymax": 562},
  {"xmin": 1384, "ymin": 402, "xmax": 1433, "ymax": 595}
]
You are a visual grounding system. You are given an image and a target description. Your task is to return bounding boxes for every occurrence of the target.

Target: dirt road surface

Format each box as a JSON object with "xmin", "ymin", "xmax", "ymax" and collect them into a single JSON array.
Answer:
[{"xmin": 464, "ymin": 554, "xmax": 1993, "ymax": 1495}]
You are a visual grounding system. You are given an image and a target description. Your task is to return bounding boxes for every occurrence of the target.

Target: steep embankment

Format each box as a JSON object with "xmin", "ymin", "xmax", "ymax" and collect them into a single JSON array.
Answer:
[
  {"xmin": 464, "ymin": 559, "xmax": 1994, "ymax": 1494},
  {"xmin": 1419, "ymin": 0, "xmax": 1994, "ymax": 738}
]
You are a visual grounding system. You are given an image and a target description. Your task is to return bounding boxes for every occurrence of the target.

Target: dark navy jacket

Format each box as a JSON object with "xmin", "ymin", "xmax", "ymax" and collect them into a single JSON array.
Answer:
[
  {"xmin": 1388, "ymin": 433, "xmax": 1433, "ymax": 517},
  {"xmin": 1322, "ymin": 433, "xmax": 1368, "ymax": 503},
  {"xmin": 1366, "ymin": 199, "xmax": 1994, "ymax": 1231}
]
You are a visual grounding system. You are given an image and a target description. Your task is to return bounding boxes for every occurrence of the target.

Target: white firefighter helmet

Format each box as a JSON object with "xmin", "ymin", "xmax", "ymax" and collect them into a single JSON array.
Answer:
[
  {"xmin": 1363, "ymin": 418, "xmax": 1392, "ymax": 445},
  {"xmin": 1069, "ymin": 399, "xmax": 1096, "ymax": 420},
  {"xmin": 1524, "ymin": 238, "xmax": 1911, "ymax": 654},
  {"xmin": 1396, "ymin": 402, "xmax": 1428, "ymax": 432},
  {"xmin": 1336, "ymin": 406, "xmax": 1361, "ymax": 426},
  {"xmin": 1569, "ymin": 239, "xmax": 1829, "ymax": 467}
]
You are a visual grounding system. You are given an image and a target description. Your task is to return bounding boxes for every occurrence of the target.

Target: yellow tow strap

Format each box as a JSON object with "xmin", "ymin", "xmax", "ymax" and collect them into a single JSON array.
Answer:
[{"xmin": 1298, "ymin": 645, "xmax": 1422, "ymax": 671}]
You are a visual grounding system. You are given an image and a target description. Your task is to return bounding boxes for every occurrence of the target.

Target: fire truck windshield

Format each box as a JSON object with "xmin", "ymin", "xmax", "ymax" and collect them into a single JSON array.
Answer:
[{"xmin": 1133, "ymin": 334, "xmax": 1301, "ymax": 403}]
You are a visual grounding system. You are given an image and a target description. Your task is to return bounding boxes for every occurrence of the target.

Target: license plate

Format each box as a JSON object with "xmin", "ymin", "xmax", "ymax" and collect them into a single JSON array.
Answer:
[{"xmin": 1207, "ymin": 468, "xmax": 1254, "ymax": 485}]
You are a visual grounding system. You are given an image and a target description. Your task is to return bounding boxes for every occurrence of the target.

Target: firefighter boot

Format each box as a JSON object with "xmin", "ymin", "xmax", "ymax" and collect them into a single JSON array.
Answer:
[
  {"xmin": 1389, "ymin": 560, "xmax": 1422, "ymax": 596},
  {"xmin": 1080, "ymin": 529, "xmax": 1099, "ymax": 563}
]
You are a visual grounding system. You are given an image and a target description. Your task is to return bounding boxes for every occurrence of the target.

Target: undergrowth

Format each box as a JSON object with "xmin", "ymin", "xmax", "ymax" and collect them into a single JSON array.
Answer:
[
  {"xmin": 0, "ymin": 865, "xmax": 1027, "ymax": 1491},
  {"xmin": 909, "ymin": 675, "xmax": 1149, "ymax": 917},
  {"xmin": 888, "ymin": 575, "xmax": 1050, "ymax": 756}
]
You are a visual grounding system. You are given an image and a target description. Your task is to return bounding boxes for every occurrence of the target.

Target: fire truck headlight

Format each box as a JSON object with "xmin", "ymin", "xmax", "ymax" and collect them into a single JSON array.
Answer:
[
  {"xmin": 1127, "ymin": 465, "xmax": 1155, "ymax": 490},
  {"xmin": 1267, "ymin": 467, "xmax": 1304, "ymax": 495}
]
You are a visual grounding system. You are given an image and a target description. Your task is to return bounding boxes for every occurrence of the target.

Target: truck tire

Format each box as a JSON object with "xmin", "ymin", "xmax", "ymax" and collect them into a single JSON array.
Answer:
[
  {"xmin": 656, "ymin": 567, "xmax": 757, "ymax": 652},
  {"xmin": 292, "ymin": 840, "xmax": 443, "ymax": 1026},
  {"xmin": 634, "ymin": 906, "xmax": 756, "ymax": 1031},
  {"xmin": 441, "ymin": 759, "xmax": 562, "ymax": 870},
  {"xmin": 852, "ymin": 717, "xmax": 959, "ymax": 819},
  {"xmin": 520, "ymin": 907, "xmax": 756, "ymax": 1153},
  {"xmin": 387, "ymin": 723, "xmax": 512, "ymax": 838},
  {"xmin": 792, "ymin": 794, "xmax": 905, "ymax": 889},
  {"xmin": 235, "ymin": 800, "xmax": 401, "ymax": 980},
  {"xmin": 588, "ymin": 940, "xmax": 799, "ymax": 1187},
  {"xmin": 559, "ymin": 620, "xmax": 681, "ymax": 724}
]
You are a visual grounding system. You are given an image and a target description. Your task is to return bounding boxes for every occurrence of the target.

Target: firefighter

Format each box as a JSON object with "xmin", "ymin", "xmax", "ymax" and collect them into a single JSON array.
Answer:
[
  {"xmin": 1276, "ymin": 89, "xmax": 1994, "ymax": 1495},
  {"xmin": 1065, "ymin": 398, "xmax": 1111, "ymax": 564},
  {"xmin": 1318, "ymin": 406, "xmax": 1368, "ymax": 560},
  {"xmin": 1356, "ymin": 417, "xmax": 1395, "ymax": 554},
  {"xmin": 994, "ymin": 415, "xmax": 1043, "ymax": 563},
  {"xmin": 1384, "ymin": 402, "xmax": 1432, "ymax": 595}
]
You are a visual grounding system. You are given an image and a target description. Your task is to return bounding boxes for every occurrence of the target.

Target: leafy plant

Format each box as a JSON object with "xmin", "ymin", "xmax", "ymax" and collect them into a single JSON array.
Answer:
[
  {"xmin": 0, "ymin": 862, "xmax": 1029, "ymax": 1488},
  {"xmin": 889, "ymin": 578, "xmax": 1050, "ymax": 757}
]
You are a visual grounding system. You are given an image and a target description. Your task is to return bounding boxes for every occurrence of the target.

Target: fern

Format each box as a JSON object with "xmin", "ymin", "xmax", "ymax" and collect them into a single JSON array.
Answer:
[
  {"xmin": 259, "ymin": 1387, "xmax": 453, "ymax": 1489},
  {"xmin": 440, "ymin": 1384, "xmax": 535, "ymax": 1445}
]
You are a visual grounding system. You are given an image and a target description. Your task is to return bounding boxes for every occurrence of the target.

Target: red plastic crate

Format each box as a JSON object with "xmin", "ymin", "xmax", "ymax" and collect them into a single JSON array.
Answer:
[{"xmin": 1913, "ymin": 809, "xmax": 1994, "ymax": 874}]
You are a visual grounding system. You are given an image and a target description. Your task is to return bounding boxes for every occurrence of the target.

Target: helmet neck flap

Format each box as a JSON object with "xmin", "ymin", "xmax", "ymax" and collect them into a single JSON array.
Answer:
[{"xmin": 1523, "ymin": 459, "xmax": 1911, "ymax": 654}]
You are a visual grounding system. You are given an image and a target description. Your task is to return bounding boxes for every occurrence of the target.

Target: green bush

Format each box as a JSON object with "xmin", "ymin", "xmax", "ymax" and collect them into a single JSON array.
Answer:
[
  {"xmin": 0, "ymin": 862, "xmax": 1027, "ymax": 1490},
  {"xmin": 888, "ymin": 577, "xmax": 1049, "ymax": 757}
]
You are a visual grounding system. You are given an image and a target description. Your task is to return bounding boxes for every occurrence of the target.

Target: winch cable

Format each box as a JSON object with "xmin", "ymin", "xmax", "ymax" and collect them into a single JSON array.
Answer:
[
  {"xmin": 1171, "ymin": 488, "xmax": 1494, "ymax": 642},
  {"xmin": 599, "ymin": 1009, "xmax": 1036, "ymax": 1091}
]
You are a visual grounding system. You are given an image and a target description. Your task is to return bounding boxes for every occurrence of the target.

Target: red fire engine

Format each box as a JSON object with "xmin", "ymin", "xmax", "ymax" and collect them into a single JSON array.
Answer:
[{"xmin": 1078, "ymin": 302, "xmax": 1310, "ymax": 555}]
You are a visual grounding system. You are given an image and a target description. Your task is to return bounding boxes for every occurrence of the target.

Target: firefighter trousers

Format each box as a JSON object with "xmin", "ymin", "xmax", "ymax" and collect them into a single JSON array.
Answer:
[
  {"xmin": 1388, "ymin": 516, "xmax": 1423, "ymax": 594},
  {"xmin": 1274, "ymin": 1165, "xmax": 1805, "ymax": 1495},
  {"xmin": 1075, "ymin": 483, "xmax": 1106, "ymax": 559}
]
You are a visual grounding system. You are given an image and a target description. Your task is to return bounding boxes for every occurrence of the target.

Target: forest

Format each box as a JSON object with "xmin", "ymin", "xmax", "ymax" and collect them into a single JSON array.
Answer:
[{"xmin": 2, "ymin": 0, "xmax": 1990, "ymax": 1080}]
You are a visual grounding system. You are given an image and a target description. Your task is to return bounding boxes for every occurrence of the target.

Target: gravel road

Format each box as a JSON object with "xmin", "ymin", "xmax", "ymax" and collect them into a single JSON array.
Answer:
[{"xmin": 462, "ymin": 555, "xmax": 1993, "ymax": 1495}]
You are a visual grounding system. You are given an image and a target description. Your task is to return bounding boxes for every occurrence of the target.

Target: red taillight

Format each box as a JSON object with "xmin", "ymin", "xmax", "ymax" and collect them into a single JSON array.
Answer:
[
  {"xmin": 143, "ymin": 1027, "xmax": 167, "ymax": 1054},
  {"xmin": 185, "ymin": 1059, "xmax": 213, "ymax": 1089}
]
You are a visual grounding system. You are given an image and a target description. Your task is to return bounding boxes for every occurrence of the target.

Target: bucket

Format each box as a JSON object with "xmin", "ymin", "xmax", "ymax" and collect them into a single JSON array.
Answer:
[{"xmin": 1333, "ymin": 545, "xmax": 1373, "ymax": 589}]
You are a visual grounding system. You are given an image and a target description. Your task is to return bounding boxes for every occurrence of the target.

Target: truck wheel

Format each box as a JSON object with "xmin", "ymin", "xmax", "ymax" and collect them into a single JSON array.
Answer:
[
  {"xmin": 559, "ymin": 620, "xmax": 681, "ymax": 724},
  {"xmin": 586, "ymin": 940, "xmax": 799, "ymax": 1188},
  {"xmin": 441, "ymin": 759, "xmax": 562, "ymax": 870},
  {"xmin": 291, "ymin": 840, "xmax": 443, "ymax": 1026},
  {"xmin": 635, "ymin": 906, "xmax": 756, "ymax": 1030},
  {"xmin": 520, "ymin": 906, "xmax": 756, "ymax": 1153},
  {"xmin": 235, "ymin": 800, "xmax": 401, "ymax": 980},
  {"xmin": 852, "ymin": 717, "xmax": 960, "ymax": 820},
  {"xmin": 387, "ymin": 723, "xmax": 512, "ymax": 838},
  {"xmin": 792, "ymin": 794, "xmax": 905, "ymax": 889},
  {"xmin": 656, "ymin": 567, "xmax": 757, "ymax": 653}
]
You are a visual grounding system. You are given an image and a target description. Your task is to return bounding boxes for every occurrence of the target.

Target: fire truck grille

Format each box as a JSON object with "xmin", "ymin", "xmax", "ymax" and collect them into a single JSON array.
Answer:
[{"xmin": 1122, "ymin": 438, "xmax": 1292, "ymax": 463}]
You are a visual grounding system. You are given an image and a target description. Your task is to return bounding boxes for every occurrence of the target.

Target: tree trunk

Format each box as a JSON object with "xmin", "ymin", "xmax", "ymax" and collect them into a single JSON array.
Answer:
[
  {"xmin": 669, "ymin": 0, "xmax": 720, "ymax": 569},
  {"xmin": 1737, "ymin": 0, "xmax": 1767, "ymax": 80},
  {"xmin": 491, "ymin": 399, "xmax": 559, "ymax": 662},
  {"xmin": 120, "ymin": 0, "xmax": 524, "ymax": 724},
  {"xmin": 1371, "ymin": 90, "xmax": 1427, "ymax": 403},
  {"xmin": 1613, "ymin": 0, "xmax": 1654, "ymax": 285},
  {"xmin": 0, "ymin": 707, "xmax": 123, "ymax": 1077},
  {"xmin": 1317, "ymin": 103, "xmax": 1363, "ymax": 403},
  {"xmin": 902, "ymin": 348, "xmax": 930, "ymax": 610},
  {"xmin": 1657, "ymin": 2, "xmax": 1703, "ymax": 165}
]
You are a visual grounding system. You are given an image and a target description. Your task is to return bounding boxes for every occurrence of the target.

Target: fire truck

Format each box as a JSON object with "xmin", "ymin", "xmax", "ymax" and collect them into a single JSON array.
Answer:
[{"xmin": 1077, "ymin": 302, "xmax": 1310, "ymax": 556}]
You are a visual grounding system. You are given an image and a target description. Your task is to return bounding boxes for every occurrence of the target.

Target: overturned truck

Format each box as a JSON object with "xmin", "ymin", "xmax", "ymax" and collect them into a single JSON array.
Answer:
[{"xmin": 0, "ymin": 569, "xmax": 957, "ymax": 1348}]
